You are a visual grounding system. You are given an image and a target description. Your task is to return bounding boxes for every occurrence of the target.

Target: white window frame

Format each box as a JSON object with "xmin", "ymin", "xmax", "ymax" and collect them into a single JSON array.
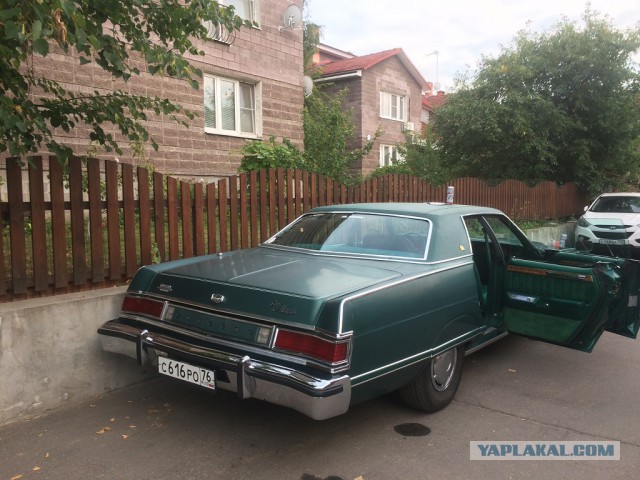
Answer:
[
  {"xmin": 380, "ymin": 91, "xmax": 407, "ymax": 121},
  {"xmin": 203, "ymin": 0, "xmax": 259, "ymax": 42},
  {"xmin": 380, "ymin": 144, "xmax": 404, "ymax": 167},
  {"xmin": 221, "ymin": 0, "xmax": 259, "ymax": 24},
  {"xmin": 204, "ymin": 74, "xmax": 261, "ymax": 138}
]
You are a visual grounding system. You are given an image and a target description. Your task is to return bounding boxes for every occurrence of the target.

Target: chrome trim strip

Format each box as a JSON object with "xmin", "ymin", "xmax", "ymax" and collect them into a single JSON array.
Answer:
[
  {"xmin": 465, "ymin": 331, "xmax": 509, "ymax": 355},
  {"xmin": 337, "ymin": 259, "xmax": 475, "ymax": 334},
  {"xmin": 262, "ymin": 243, "xmax": 473, "ymax": 265},
  {"xmin": 349, "ymin": 329, "xmax": 482, "ymax": 384}
]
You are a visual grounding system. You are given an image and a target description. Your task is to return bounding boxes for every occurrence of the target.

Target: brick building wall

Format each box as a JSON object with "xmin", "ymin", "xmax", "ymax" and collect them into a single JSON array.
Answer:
[
  {"xmin": 361, "ymin": 57, "xmax": 423, "ymax": 174},
  {"xmin": 8, "ymin": 0, "xmax": 304, "ymax": 181},
  {"xmin": 319, "ymin": 55, "xmax": 424, "ymax": 176}
]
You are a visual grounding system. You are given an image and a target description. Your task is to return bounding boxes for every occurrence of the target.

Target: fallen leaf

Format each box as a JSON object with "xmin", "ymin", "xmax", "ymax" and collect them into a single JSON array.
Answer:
[
  {"xmin": 121, "ymin": 434, "xmax": 129, "ymax": 440},
  {"xmin": 129, "ymin": 425, "xmax": 137, "ymax": 429},
  {"xmin": 508, "ymin": 369, "xmax": 517, "ymax": 373},
  {"xmin": 96, "ymin": 426, "xmax": 112, "ymax": 434},
  {"xmin": 354, "ymin": 476, "xmax": 364, "ymax": 480},
  {"xmin": 110, "ymin": 417, "xmax": 116, "ymax": 422},
  {"xmin": 46, "ymin": 452, "xmax": 50, "ymax": 459},
  {"xmin": 11, "ymin": 475, "xmax": 23, "ymax": 480},
  {"xmin": 33, "ymin": 466, "xmax": 41, "ymax": 471}
]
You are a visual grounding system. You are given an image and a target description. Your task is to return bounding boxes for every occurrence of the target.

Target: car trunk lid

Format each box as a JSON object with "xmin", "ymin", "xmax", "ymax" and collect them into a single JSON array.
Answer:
[{"xmin": 142, "ymin": 248, "xmax": 402, "ymax": 329}]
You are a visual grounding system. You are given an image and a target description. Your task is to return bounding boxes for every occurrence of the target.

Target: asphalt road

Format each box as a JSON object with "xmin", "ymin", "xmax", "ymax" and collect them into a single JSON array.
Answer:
[{"xmin": 2, "ymin": 332, "xmax": 639, "ymax": 480}]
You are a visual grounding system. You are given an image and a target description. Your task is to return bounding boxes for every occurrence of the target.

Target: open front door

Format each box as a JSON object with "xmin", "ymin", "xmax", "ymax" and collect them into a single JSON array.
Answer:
[
  {"xmin": 503, "ymin": 256, "xmax": 640, "ymax": 352},
  {"xmin": 465, "ymin": 213, "xmax": 640, "ymax": 353}
]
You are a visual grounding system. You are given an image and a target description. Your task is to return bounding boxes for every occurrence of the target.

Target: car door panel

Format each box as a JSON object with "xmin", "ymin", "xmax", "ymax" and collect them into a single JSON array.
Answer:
[
  {"xmin": 546, "ymin": 251, "xmax": 640, "ymax": 340},
  {"xmin": 503, "ymin": 259, "xmax": 611, "ymax": 351}
]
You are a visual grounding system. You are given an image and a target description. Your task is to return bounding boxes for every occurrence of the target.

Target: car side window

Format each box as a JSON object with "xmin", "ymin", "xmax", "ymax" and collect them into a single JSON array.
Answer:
[{"xmin": 482, "ymin": 215, "xmax": 546, "ymax": 260}]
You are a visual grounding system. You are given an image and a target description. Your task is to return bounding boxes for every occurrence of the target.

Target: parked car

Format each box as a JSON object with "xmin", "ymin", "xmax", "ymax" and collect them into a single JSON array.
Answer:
[
  {"xmin": 575, "ymin": 192, "xmax": 640, "ymax": 257},
  {"xmin": 98, "ymin": 203, "xmax": 640, "ymax": 420}
]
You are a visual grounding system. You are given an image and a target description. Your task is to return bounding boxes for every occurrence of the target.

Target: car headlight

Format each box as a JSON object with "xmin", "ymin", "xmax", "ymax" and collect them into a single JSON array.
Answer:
[{"xmin": 577, "ymin": 217, "xmax": 591, "ymax": 228}]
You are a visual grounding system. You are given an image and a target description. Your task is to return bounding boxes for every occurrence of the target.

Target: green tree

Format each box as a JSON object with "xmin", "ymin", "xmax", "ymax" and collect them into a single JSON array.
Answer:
[
  {"xmin": 303, "ymin": 87, "xmax": 379, "ymax": 182},
  {"xmin": 302, "ymin": 0, "xmax": 319, "ymax": 70},
  {"xmin": 0, "ymin": 0, "xmax": 247, "ymax": 163},
  {"xmin": 432, "ymin": 10, "xmax": 640, "ymax": 194},
  {"xmin": 395, "ymin": 130, "xmax": 450, "ymax": 185}
]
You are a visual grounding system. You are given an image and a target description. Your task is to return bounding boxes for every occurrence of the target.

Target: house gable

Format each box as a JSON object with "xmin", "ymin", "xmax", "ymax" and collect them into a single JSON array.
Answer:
[{"xmin": 314, "ymin": 46, "xmax": 427, "ymax": 175}]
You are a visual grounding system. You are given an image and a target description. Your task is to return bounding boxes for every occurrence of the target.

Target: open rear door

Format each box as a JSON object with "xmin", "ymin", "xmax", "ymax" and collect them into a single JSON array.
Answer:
[{"xmin": 502, "ymin": 257, "xmax": 640, "ymax": 352}]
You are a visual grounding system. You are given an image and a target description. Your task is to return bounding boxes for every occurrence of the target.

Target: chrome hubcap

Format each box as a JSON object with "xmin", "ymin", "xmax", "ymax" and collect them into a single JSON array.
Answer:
[{"xmin": 431, "ymin": 348, "xmax": 457, "ymax": 392}]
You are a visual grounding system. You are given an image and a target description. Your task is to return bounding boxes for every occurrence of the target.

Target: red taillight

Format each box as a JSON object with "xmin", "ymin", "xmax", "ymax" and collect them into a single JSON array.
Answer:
[
  {"xmin": 121, "ymin": 296, "xmax": 165, "ymax": 318},
  {"xmin": 274, "ymin": 330, "xmax": 349, "ymax": 364}
]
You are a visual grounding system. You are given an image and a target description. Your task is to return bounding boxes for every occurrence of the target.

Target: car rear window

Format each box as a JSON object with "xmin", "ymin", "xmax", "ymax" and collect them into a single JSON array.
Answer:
[{"xmin": 265, "ymin": 212, "xmax": 430, "ymax": 259}]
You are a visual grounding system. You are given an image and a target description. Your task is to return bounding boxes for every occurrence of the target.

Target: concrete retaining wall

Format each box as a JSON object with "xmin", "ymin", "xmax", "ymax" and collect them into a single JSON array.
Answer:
[
  {"xmin": 525, "ymin": 221, "xmax": 577, "ymax": 248},
  {"xmin": 0, "ymin": 287, "xmax": 152, "ymax": 426}
]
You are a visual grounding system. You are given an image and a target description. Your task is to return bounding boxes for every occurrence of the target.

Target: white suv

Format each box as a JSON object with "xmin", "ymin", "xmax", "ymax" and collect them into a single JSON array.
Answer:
[{"xmin": 575, "ymin": 192, "xmax": 640, "ymax": 255}]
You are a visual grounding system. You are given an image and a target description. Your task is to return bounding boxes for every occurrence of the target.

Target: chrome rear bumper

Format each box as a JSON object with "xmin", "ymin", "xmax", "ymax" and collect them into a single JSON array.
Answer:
[{"xmin": 98, "ymin": 320, "xmax": 351, "ymax": 420}]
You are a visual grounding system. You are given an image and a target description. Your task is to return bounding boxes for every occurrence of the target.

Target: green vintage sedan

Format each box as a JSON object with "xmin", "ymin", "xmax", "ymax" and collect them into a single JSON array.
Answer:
[{"xmin": 98, "ymin": 203, "xmax": 640, "ymax": 419}]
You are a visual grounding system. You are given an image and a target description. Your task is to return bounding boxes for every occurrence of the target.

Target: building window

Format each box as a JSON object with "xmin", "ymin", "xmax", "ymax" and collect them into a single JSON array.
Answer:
[
  {"xmin": 380, "ymin": 91, "xmax": 406, "ymax": 121},
  {"xmin": 421, "ymin": 108, "xmax": 430, "ymax": 124},
  {"xmin": 380, "ymin": 145, "xmax": 403, "ymax": 167},
  {"xmin": 204, "ymin": 1, "xmax": 259, "ymax": 42},
  {"xmin": 224, "ymin": 0, "xmax": 259, "ymax": 23},
  {"xmin": 204, "ymin": 75, "xmax": 258, "ymax": 137}
]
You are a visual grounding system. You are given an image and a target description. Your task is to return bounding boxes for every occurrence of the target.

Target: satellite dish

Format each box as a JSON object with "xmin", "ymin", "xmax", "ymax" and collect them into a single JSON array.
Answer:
[
  {"xmin": 280, "ymin": 4, "xmax": 303, "ymax": 31},
  {"xmin": 433, "ymin": 81, "xmax": 441, "ymax": 92},
  {"xmin": 303, "ymin": 76, "xmax": 314, "ymax": 97}
]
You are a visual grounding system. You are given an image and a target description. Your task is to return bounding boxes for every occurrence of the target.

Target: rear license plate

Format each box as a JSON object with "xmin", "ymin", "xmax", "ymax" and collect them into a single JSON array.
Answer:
[
  {"xmin": 158, "ymin": 357, "xmax": 216, "ymax": 390},
  {"xmin": 600, "ymin": 239, "xmax": 626, "ymax": 245}
]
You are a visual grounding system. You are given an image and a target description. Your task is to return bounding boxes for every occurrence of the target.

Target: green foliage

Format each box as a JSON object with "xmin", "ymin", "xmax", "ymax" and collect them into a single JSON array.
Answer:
[
  {"xmin": 431, "ymin": 9, "xmax": 640, "ymax": 195},
  {"xmin": 0, "ymin": 0, "xmax": 248, "ymax": 163},
  {"xmin": 302, "ymin": 0, "xmax": 319, "ymax": 71},
  {"xmin": 303, "ymin": 87, "xmax": 380, "ymax": 182},
  {"xmin": 238, "ymin": 136, "xmax": 305, "ymax": 173},
  {"xmin": 395, "ymin": 131, "xmax": 451, "ymax": 185},
  {"xmin": 239, "ymin": 87, "xmax": 379, "ymax": 183},
  {"xmin": 367, "ymin": 163, "xmax": 412, "ymax": 178}
]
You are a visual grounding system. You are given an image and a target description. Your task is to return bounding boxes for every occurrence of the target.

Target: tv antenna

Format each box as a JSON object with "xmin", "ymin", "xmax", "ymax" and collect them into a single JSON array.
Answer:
[
  {"xmin": 279, "ymin": 4, "xmax": 303, "ymax": 31},
  {"xmin": 425, "ymin": 50, "xmax": 440, "ymax": 91}
]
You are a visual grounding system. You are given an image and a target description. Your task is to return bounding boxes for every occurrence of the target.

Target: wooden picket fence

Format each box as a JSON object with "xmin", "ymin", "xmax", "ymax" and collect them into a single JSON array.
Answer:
[{"xmin": 0, "ymin": 156, "xmax": 588, "ymax": 301}]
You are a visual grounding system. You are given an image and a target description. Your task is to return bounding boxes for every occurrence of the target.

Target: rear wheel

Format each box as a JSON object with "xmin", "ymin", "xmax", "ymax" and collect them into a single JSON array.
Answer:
[{"xmin": 399, "ymin": 345, "xmax": 464, "ymax": 412}]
